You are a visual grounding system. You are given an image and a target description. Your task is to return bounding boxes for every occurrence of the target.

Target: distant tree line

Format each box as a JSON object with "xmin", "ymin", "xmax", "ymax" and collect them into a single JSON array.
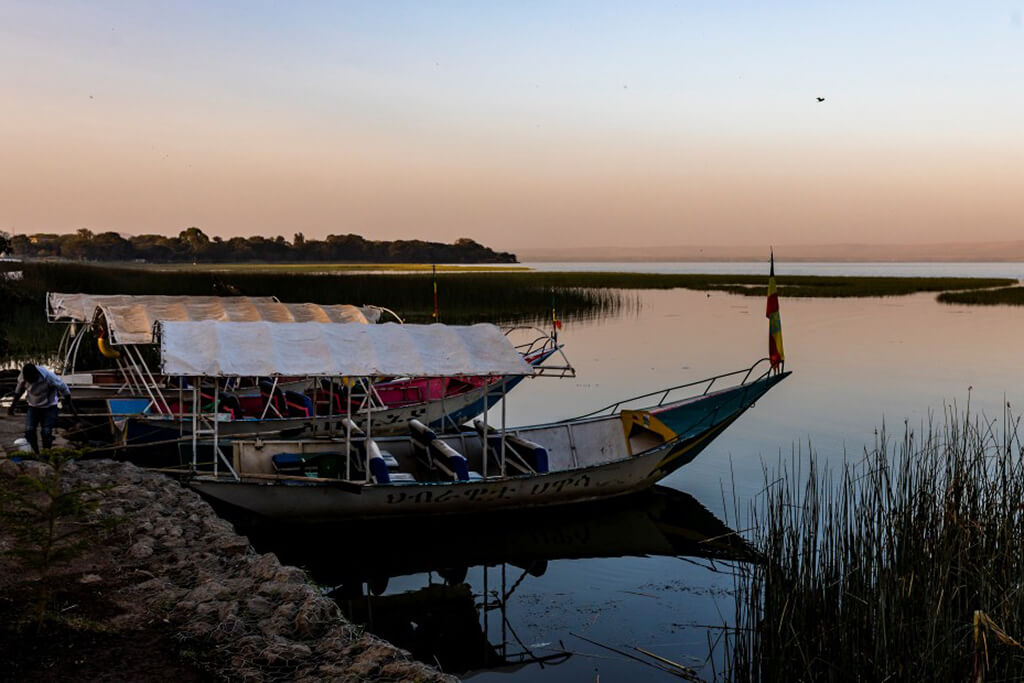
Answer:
[{"xmin": 0, "ymin": 228, "xmax": 517, "ymax": 263}]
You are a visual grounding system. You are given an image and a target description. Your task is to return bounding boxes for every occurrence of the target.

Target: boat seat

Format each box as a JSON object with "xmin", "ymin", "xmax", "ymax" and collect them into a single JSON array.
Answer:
[
  {"xmin": 284, "ymin": 390, "xmax": 313, "ymax": 418},
  {"xmin": 258, "ymin": 380, "xmax": 286, "ymax": 417},
  {"xmin": 366, "ymin": 439, "xmax": 414, "ymax": 483},
  {"xmin": 472, "ymin": 420, "xmax": 550, "ymax": 474},
  {"xmin": 408, "ymin": 418, "xmax": 471, "ymax": 481},
  {"xmin": 340, "ymin": 417, "xmax": 364, "ymax": 436},
  {"xmin": 271, "ymin": 451, "xmax": 344, "ymax": 479},
  {"xmin": 271, "ymin": 452, "xmax": 305, "ymax": 476},
  {"xmin": 218, "ymin": 393, "xmax": 243, "ymax": 419}
]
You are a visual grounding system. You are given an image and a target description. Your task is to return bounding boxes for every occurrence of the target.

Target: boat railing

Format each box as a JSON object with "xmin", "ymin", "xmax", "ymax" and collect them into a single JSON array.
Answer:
[
  {"xmin": 504, "ymin": 325, "xmax": 576, "ymax": 378},
  {"xmin": 570, "ymin": 358, "xmax": 776, "ymax": 420}
]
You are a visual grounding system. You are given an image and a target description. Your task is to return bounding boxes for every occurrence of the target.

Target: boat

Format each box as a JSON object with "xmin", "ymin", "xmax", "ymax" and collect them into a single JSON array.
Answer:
[
  {"xmin": 105, "ymin": 329, "xmax": 570, "ymax": 450},
  {"xmin": 143, "ymin": 319, "xmax": 789, "ymax": 520},
  {"xmin": 46, "ymin": 292, "xmax": 389, "ymax": 398},
  {"xmin": 41, "ymin": 292, "xmax": 572, "ymax": 447}
]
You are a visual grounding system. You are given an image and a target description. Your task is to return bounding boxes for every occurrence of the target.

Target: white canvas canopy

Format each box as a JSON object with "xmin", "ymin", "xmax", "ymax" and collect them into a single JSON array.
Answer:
[
  {"xmin": 46, "ymin": 293, "xmax": 381, "ymax": 344},
  {"xmin": 48, "ymin": 293, "xmax": 278, "ymax": 323},
  {"xmin": 158, "ymin": 321, "xmax": 533, "ymax": 378}
]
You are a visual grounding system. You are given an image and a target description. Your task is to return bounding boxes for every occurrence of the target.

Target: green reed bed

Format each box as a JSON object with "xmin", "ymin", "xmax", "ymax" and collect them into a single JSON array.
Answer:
[
  {"xmin": 23, "ymin": 261, "xmax": 1014, "ymax": 299},
  {"xmin": 8, "ymin": 261, "xmax": 632, "ymax": 331},
  {"xmin": 512, "ymin": 272, "xmax": 1011, "ymax": 298},
  {"xmin": 938, "ymin": 286, "xmax": 1024, "ymax": 306},
  {"xmin": 730, "ymin": 407, "xmax": 1024, "ymax": 681}
]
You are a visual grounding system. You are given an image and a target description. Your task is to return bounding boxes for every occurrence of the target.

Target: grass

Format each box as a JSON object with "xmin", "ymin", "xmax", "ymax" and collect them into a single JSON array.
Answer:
[
  {"xmin": 497, "ymin": 272, "xmax": 1014, "ymax": 298},
  {"xmin": 729, "ymin": 405, "xmax": 1024, "ymax": 681},
  {"xmin": 938, "ymin": 286, "xmax": 1024, "ymax": 306},
  {"xmin": 0, "ymin": 261, "xmax": 1016, "ymax": 358}
]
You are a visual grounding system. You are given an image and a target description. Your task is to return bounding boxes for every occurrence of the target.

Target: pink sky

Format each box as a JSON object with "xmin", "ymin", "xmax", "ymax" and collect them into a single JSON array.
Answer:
[{"xmin": 3, "ymin": 2, "xmax": 1023, "ymax": 251}]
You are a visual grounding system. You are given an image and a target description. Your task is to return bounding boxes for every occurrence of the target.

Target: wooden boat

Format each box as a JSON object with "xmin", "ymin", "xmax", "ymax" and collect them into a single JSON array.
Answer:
[
  {"xmin": 137, "ymin": 318, "xmax": 787, "ymax": 520},
  {"xmin": 186, "ymin": 361, "xmax": 789, "ymax": 520}
]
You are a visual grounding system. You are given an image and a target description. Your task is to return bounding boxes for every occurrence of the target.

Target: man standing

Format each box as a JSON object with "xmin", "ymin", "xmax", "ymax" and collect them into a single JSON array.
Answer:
[{"xmin": 6, "ymin": 363, "xmax": 75, "ymax": 452}]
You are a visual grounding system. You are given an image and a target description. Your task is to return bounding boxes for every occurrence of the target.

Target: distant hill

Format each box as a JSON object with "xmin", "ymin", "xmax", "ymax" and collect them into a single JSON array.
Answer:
[{"xmin": 514, "ymin": 242, "xmax": 1024, "ymax": 263}]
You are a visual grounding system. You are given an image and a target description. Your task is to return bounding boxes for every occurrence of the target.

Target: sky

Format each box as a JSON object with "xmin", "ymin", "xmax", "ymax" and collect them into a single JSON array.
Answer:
[{"xmin": 2, "ymin": 1, "xmax": 1023, "ymax": 251}]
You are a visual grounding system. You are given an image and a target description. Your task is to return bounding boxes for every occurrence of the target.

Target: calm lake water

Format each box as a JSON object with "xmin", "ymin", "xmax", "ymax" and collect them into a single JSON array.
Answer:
[
  {"xmin": 240, "ymin": 279, "xmax": 1024, "ymax": 681},
  {"xmin": 9, "ymin": 263, "xmax": 1023, "ymax": 680}
]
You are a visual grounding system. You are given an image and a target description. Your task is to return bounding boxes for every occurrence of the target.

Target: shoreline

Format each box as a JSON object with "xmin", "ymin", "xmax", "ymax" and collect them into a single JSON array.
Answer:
[{"xmin": 0, "ymin": 422, "xmax": 455, "ymax": 682}]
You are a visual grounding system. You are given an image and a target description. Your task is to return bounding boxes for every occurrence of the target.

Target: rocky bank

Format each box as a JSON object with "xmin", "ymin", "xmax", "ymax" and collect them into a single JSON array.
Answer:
[{"xmin": 0, "ymin": 455, "xmax": 456, "ymax": 682}]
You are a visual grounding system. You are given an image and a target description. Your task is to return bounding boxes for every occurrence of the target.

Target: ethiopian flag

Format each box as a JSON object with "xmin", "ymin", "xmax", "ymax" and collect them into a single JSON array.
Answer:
[{"xmin": 766, "ymin": 252, "xmax": 785, "ymax": 369}]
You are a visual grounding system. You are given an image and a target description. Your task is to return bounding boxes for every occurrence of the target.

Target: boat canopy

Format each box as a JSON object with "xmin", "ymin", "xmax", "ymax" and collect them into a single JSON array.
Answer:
[
  {"xmin": 48, "ymin": 293, "xmax": 278, "ymax": 323},
  {"xmin": 158, "ymin": 321, "xmax": 534, "ymax": 378},
  {"xmin": 46, "ymin": 293, "xmax": 381, "ymax": 344}
]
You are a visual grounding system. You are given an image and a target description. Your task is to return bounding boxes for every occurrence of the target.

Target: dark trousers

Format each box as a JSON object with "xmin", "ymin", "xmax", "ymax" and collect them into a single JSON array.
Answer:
[{"xmin": 25, "ymin": 405, "xmax": 59, "ymax": 452}]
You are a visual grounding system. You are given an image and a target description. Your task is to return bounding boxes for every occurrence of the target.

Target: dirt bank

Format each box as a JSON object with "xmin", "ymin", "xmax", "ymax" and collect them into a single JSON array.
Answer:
[{"xmin": 0, "ymin": 438, "xmax": 455, "ymax": 682}]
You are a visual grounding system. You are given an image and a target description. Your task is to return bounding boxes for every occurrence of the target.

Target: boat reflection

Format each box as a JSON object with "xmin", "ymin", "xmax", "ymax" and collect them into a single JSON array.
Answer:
[{"xmin": 230, "ymin": 486, "xmax": 756, "ymax": 676}]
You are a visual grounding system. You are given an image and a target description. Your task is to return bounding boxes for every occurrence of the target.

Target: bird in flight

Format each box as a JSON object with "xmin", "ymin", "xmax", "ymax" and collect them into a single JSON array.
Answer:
[{"xmin": 816, "ymin": 97, "xmax": 825, "ymax": 102}]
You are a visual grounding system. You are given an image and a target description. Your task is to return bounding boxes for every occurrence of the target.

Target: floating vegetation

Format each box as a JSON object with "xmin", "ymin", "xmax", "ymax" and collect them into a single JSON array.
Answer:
[
  {"xmin": 505, "ymin": 272, "xmax": 1013, "ymax": 298},
  {"xmin": 729, "ymin": 406, "xmax": 1024, "ymax": 681},
  {"xmin": 938, "ymin": 286, "xmax": 1024, "ymax": 306}
]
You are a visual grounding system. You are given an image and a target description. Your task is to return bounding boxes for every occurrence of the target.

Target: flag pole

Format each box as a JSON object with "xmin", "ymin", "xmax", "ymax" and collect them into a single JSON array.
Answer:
[
  {"xmin": 766, "ymin": 248, "xmax": 785, "ymax": 374},
  {"xmin": 432, "ymin": 264, "xmax": 439, "ymax": 322}
]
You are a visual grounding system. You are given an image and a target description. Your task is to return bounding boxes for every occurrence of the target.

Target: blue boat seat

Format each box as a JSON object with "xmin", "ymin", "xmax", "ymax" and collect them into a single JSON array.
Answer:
[
  {"xmin": 284, "ymin": 390, "xmax": 314, "ymax": 418},
  {"xmin": 271, "ymin": 451, "xmax": 344, "ymax": 479},
  {"xmin": 258, "ymin": 380, "xmax": 287, "ymax": 417},
  {"xmin": 272, "ymin": 452, "xmax": 305, "ymax": 476},
  {"xmin": 472, "ymin": 420, "xmax": 550, "ymax": 474},
  {"xmin": 408, "ymin": 419, "xmax": 471, "ymax": 481},
  {"xmin": 366, "ymin": 439, "xmax": 416, "ymax": 484}
]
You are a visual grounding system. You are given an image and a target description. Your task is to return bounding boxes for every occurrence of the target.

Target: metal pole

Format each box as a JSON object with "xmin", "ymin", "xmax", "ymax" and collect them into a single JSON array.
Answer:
[
  {"xmin": 482, "ymin": 380, "xmax": 489, "ymax": 479},
  {"xmin": 191, "ymin": 384, "xmax": 199, "ymax": 471},
  {"xmin": 259, "ymin": 377, "xmax": 279, "ymax": 420},
  {"xmin": 213, "ymin": 382, "xmax": 219, "ymax": 477},
  {"xmin": 500, "ymin": 378, "xmax": 507, "ymax": 478},
  {"xmin": 345, "ymin": 377, "xmax": 352, "ymax": 480},
  {"xmin": 364, "ymin": 378, "xmax": 372, "ymax": 483}
]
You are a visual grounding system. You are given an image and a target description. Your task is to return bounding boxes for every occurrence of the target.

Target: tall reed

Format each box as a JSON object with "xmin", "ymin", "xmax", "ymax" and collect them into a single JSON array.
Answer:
[{"xmin": 730, "ymin": 404, "xmax": 1024, "ymax": 681}]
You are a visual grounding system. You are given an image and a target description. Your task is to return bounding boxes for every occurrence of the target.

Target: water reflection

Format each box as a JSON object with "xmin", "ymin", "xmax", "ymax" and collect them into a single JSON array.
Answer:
[{"xmin": 230, "ymin": 486, "xmax": 753, "ymax": 678}]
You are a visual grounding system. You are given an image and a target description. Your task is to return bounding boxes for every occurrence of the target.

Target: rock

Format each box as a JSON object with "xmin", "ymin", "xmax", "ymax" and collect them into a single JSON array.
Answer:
[
  {"xmin": 6, "ymin": 459, "xmax": 453, "ymax": 682},
  {"xmin": 250, "ymin": 553, "xmax": 281, "ymax": 581},
  {"xmin": 214, "ymin": 535, "xmax": 250, "ymax": 556},
  {"xmin": 294, "ymin": 595, "xmax": 340, "ymax": 639},
  {"xmin": 245, "ymin": 596, "xmax": 273, "ymax": 617},
  {"xmin": 186, "ymin": 580, "xmax": 230, "ymax": 604},
  {"xmin": 128, "ymin": 540, "xmax": 154, "ymax": 559},
  {"xmin": 259, "ymin": 637, "xmax": 312, "ymax": 665}
]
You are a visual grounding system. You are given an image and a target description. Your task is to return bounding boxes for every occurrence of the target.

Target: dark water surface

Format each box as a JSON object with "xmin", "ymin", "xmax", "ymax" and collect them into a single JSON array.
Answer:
[
  {"xmin": 8, "ymin": 278, "xmax": 1024, "ymax": 680},
  {"xmin": 239, "ymin": 286, "xmax": 1024, "ymax": 680}
]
